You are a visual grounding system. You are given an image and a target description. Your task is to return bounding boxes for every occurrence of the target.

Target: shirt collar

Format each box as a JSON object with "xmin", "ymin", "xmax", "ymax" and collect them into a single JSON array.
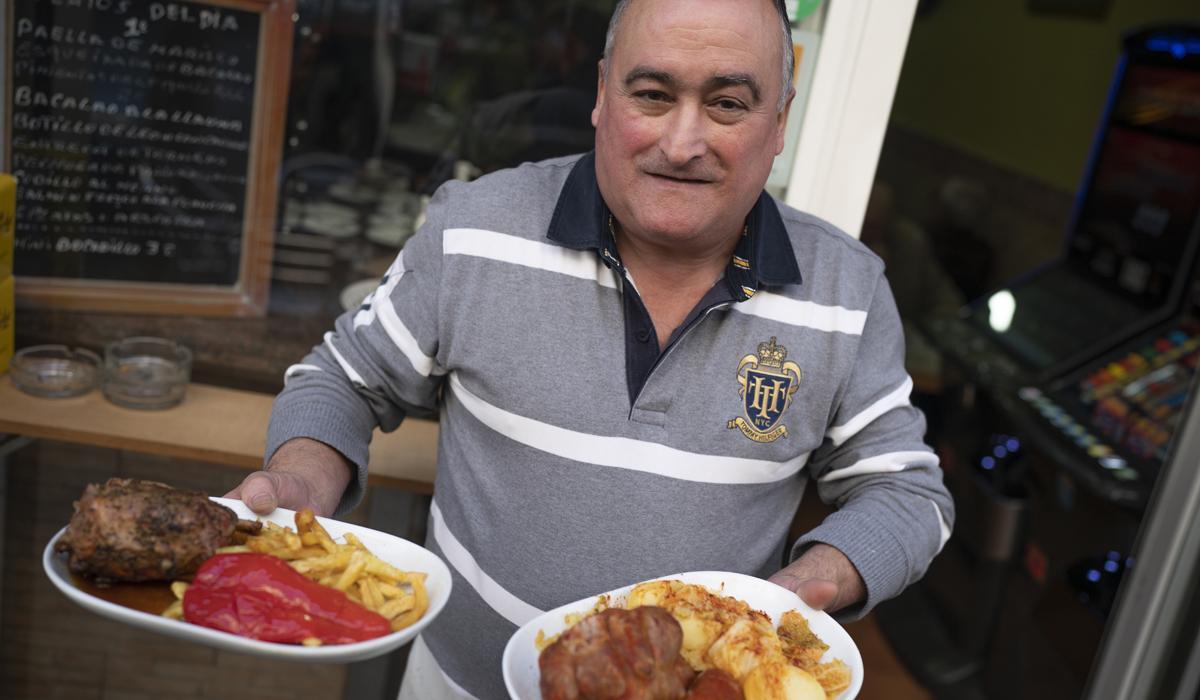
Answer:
[{"xmin": 547, "ymin": 152, "xmax": 803, "ymax": 291}]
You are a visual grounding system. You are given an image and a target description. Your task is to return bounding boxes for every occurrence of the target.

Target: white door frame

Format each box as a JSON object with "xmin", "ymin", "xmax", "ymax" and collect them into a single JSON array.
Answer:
[{"xmin": 784, "ymin": 0, "xmax": 919, "ymax": 238}]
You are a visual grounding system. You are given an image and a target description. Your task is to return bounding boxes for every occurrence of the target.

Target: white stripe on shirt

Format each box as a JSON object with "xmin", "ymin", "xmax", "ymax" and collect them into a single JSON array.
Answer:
[
  {"xmin": 283, "ymin": 363, "xmax": 323, "ymax": 384},
  {"xmin": 430, "ymin": 500, "xmax": 544, "ymax": 627},
  {"xmin": 932, "ymin": 500, "xmax": 952, "ymax": 553},
  {"xmin": 375, "ymin": 295, "xmax": 444, "ymax": 377},
  {"xmin": 818, "ymin": 450, "xmax": 939, "ymax": 483},
  {"xmin": 733, "ymin": 291, "xmax": 868, "ymax": 335},
  {"xmin": 826, "ymin": 377, "xmax": 914, "ymax": 447},
  {"xmin": 441, "ymin": 229, "xmax": 870, "ymax": 339},
  {"xmin": 353, "ymin": 250, "xmax": 403, "ymax": 329},
  {"xmin": 398, "ymin": 636, "xmax": 477, "ymax": 700},
  {"xmin": 448, "ymin": 373, "xmax": 809, "ymax": 484},
  {"xmin": 444, "ymin": 228, "xmax": 618, "ymax": 288},
  {"xmin": 346, "ymin": 251, "xmax": 444, "ymax": 378},
  {"xmin": 323, "ymin": 332, "xmax": 366, "ymax": 388}
]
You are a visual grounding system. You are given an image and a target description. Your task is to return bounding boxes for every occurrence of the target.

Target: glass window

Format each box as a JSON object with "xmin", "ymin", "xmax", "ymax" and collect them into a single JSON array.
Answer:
[{"xmin": 273, "ymin": 0, "xmax": 828, "ymax": 321}]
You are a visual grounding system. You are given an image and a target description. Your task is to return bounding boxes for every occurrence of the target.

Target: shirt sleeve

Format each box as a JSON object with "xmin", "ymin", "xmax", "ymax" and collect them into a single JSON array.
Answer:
[
  {"xmin": 264, "ymin": 182, "xmax": 459, "ymax": 514},
  {"xmin": 793, "ymin": 271, "xmax": 956, "ymax": 619}
]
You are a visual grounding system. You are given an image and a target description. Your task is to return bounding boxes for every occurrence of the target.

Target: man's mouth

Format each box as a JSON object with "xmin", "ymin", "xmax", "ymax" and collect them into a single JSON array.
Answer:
[{"xmin": 647, "ymin": 172, "xmax": 712, "ymax": 185}]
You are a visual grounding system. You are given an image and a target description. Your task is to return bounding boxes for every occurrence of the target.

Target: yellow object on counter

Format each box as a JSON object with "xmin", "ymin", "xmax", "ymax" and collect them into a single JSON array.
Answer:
[
  {"xmin": 0, "ymin": 274, "xmax": 12, "ymax": 375},
  {"xmin": 0, "ymin": 174, "xmax": 13, "ymax": 278}
]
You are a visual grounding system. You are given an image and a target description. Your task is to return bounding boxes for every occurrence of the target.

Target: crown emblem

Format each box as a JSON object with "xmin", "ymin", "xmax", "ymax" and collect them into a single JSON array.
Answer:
[
  {"xmin": 756, "ymin": 337, "xmax": 787, "ymax": 369},
  {"xmin": 728, "ymin": 337, "xmax": 802, "ymax": 443}
]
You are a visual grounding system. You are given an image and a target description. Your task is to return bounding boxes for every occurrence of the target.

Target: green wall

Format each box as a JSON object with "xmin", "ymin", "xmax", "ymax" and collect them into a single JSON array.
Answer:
[{"xmin": 890, "ymin": 0, "xmax": 1198, "ymax": 193}]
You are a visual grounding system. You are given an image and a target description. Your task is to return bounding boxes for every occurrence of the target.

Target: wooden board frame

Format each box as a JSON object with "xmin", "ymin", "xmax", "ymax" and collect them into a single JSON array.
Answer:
[{"xmin": 1, "ymin": 0, "xmax": 295, "ymax": 316}]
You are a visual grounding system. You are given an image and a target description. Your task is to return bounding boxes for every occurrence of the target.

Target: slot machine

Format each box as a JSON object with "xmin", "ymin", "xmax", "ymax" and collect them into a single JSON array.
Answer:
[{"xmin": 877, "ymin": 25, "xmax": 1200, "ymax": 699}]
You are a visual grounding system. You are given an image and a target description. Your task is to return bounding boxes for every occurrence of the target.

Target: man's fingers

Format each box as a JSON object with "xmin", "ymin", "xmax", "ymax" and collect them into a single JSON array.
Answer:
[
  {"xmin": 767, "ymin": 572, "xmax": 840, "ymax": 611},
  {"xmin": 228, "ymin": 471, "xmax": 316, "ymax": 515},
  {"xmin": 795, "ymin": 578, "xmax": 840, "ymax": 611},
  {"xmin": 227, "ymin": 471, "xmax": 280, "ymax": 514}
]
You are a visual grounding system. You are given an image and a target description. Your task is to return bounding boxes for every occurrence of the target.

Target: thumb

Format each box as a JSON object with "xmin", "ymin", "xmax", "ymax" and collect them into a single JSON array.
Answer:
[
  {"xmin": 225, "ymin": 471, "xmax": 309, "ymax": 515},
  {"xmin": 794, "ymin": 579, "xmax": 840, "ymax": 611},
  {"xmin": 767, "ymin": 572, "xmax": 840, "ymax": 611}
]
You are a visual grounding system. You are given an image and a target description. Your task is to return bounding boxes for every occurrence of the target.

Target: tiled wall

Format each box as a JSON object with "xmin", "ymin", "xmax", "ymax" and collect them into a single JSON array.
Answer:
[{"xmin": 0, "ymin": 440, "xmax": 359, "ymax": 700}]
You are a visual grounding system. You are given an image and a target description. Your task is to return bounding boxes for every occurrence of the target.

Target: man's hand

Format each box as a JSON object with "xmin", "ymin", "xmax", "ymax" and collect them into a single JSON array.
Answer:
[
  {"xmin": 225, "ymin": 438, "xmax": 354, "ymax": 517},
  {"xmin": 767, "ymin": 543, "xmax": 866, "ymax": 613}
]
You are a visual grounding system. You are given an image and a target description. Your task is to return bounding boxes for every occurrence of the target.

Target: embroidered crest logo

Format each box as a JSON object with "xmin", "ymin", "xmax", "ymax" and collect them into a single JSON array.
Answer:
[{"xmin": 727, "ymin": 337, "xmax": 801, "ymax": 443}]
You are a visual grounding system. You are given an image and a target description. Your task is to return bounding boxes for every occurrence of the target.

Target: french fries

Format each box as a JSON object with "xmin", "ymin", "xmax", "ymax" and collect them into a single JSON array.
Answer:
[
  {"xmin": 248, "ymin": 512, "xmax": 430, "ymax": 637},
  {"xmin": 161, "ymin": 509, "xmax": 429, "ymax": 644},
  {"xmin": 161, "ymin": 581, "xmax": 188, "ymax": 620}
]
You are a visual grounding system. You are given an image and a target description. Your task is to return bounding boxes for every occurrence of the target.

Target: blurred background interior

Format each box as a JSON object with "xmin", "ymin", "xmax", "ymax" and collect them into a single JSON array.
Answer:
[{"xmin": 4, "ymin": 0, "xmax": 1200, "ymax": 699}]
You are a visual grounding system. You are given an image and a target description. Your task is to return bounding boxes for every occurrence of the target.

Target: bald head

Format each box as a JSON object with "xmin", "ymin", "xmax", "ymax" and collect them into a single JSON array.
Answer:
[{"xmin": 601, "ymin": 0, "xmax": 794, "ymax": 112}]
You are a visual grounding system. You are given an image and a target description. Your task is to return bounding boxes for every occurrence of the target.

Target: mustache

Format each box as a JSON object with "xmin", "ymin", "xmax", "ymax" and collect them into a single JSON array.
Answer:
[{"xmin": 638, "ymin": 158, "xmax": 719, "ymax": 183}]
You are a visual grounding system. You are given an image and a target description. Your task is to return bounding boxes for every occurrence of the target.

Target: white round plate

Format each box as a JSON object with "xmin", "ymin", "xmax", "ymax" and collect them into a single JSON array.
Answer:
[
  {"xmin": 502, "ymin": 571, "xmax": 862, "ymax": 699},
  {"xmin": 303, "ymin": 215, "xmax": 361, "ymax": 238},
  {"xmin": 44, "ymin": 497, "xmax": 452, "ymax": 664},
  {"xmin": 329, "ymin": 180, "xmax": 379, "ymax": 205}
]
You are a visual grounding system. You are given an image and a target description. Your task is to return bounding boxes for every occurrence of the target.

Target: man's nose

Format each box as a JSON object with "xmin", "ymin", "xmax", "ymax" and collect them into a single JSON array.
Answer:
[{"xmin": 658, "ymin": 104, "xmax": 708, "ymax": 165}]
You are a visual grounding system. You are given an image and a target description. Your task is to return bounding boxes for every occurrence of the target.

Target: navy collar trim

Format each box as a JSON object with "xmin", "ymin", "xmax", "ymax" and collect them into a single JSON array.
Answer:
[{"xmin": 547, "ymin": 152, "xmax": 803, "ymax": 291}]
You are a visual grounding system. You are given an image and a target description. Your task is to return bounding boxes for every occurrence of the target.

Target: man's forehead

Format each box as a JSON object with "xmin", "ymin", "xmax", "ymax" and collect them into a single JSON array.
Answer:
[
  {"xmin": 613, "ymin": 0, "xmax": 781, "ymax": 70},
  {"xmin": 624, "ymin": 0, "xmax": 783, "ymax": 20}
]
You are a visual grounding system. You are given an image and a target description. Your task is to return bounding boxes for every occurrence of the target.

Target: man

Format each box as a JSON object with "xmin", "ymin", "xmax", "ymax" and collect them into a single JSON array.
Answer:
[{"xmin": 230, "ymin": 0, "xmax": 954, "ymax": 696}]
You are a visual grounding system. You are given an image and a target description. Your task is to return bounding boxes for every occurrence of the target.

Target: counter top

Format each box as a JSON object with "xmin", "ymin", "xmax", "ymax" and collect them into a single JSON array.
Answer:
[
  {"xmin": 0, "ymin": 378, "xmax": 437, "ymax": 493},
  {"xmin": 14, "ymin": 305, "xmax": 335, "ymax": 396}
]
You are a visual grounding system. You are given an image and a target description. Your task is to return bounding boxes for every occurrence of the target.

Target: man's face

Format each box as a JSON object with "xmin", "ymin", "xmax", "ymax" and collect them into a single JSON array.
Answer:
[{"xmin": 592, "ymin": 0, "xmax": 792, "ymax": 249}]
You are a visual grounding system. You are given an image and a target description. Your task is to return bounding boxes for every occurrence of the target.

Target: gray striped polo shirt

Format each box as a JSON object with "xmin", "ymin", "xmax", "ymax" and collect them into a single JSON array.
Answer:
[{"xmin": 267, "ymin": 153, "xmax": 954, "ymax": 697}]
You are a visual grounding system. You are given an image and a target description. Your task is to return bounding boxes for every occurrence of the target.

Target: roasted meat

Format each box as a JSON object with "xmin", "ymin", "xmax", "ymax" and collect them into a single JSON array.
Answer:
[
  {"xmin": 684, "ymin": 669, "xmax": 742, "ymax": 700},
  {"xmin": 54, "ymin": 478, "xmax": 258, "ymax": 583},
  {"xmin": 540, "ymin": 606, "xmax": 698, "ymax": 700}
]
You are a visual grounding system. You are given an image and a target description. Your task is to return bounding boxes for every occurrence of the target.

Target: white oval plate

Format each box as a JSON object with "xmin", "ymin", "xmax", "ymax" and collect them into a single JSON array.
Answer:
[
  {"xmin": 43, "ymin": 497, "xmax": 452, "ymax": 664},
  {"xmin": 502, "ymin": 571, "xmax": 862, "ymax": 699},
  {"xmin": 303, "ymin": 215, "xmax": 361, "ymax": 238}
]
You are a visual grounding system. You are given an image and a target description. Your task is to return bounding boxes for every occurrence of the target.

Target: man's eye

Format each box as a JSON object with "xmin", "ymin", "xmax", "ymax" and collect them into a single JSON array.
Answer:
[
  {"xmin": 636, "ymin": 91, "xmax": 669, "ymax": 102},
  {"xmin": 712, "ymin": 98, "xmax": 746, "ymax": 111}
]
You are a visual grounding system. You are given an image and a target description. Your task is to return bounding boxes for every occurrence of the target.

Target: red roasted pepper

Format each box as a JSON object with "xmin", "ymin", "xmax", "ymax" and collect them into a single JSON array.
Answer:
[{"xmin": 183, "ymin": 552, "xmax": 391, "ymax": 644}]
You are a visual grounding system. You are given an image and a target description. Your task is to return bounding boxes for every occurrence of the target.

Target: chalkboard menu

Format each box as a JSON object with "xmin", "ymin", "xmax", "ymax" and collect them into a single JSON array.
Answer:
[{"xmin": 2, "ymin": 0, "xmax": 294, "ymax": 315}]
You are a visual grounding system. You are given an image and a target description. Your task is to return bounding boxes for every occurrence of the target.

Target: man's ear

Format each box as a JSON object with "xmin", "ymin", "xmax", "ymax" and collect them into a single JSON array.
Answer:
[
  {"xmin": 592, "ymin": 60, "xmax": 607, "ymax": 128},
  {"xmin": 774, "ymin": 87, "xmax": 795, "ymax": 155}
]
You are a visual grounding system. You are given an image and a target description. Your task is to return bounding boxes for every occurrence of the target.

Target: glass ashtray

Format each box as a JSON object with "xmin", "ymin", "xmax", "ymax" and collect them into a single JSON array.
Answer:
[
  {"xmin": 11, "ymin": 345, "xmax": 102, "ymax": 398},
  {"xmin": 102, "ymin": 337, "xmax": 192, "ymax": 410}
]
